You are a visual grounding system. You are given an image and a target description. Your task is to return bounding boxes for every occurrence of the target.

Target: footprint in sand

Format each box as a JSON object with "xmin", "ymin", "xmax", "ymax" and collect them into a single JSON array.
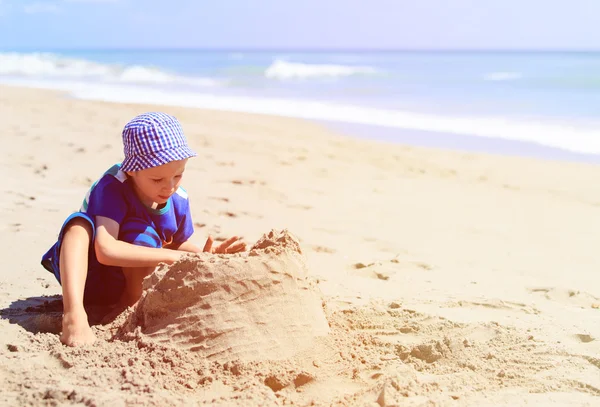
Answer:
[
  {"xmin": 449, "ymin": 299, "xmax": 541, "ymax": 315},
  {"xmin": 574, "ymin": 334, "xmax": 595, "ymax": 344},
  {"xmin": 351, "ymin": 256, "xmax": 433, "ymax": 280},
  {"xmin": 218, "ymin": 211, "xmax": 263, "ymax": 219},
  {"xmin": 352, "ymin": 261, "xmax": 396, "ymax": 281},
  {"xmin": 33, "ymin": 164, "xmax": 49, "ymax": 177},
  {"xmin": 231, "ymin": 179, "xmax": 267, "ymax": 186},
  {"xmin": 36, "ymin": 278, "xmax": 51, "ymax": 289},
  {"xmin": 528, "ymin": 287, "xmax": 600, "ymax": 309},
  {"xmin": 311, "ymin": 245, "xmax": 336, "ymax": 254},
  {"xmin": 72, "ymin": 176, "xmax": 94, "ymax": 187},
  {"xmin": 208, "ymin": 196, "xmax": 230, "ymax": 202},
  {"xmin": 287, "ymin": 203, "xmax": 313, "ymax": 210},
  {"xmin": 579, "ymin": 355, "xmax": 600, "ymax": 370},
  {"xmin": 216, "ymin": 161, "xmax": 235, "ymax": 167}
]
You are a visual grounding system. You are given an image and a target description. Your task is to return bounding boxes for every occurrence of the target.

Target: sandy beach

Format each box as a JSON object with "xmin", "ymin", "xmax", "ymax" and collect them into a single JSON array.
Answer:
[{"xmin": 1, "ymin": 84, "xmax": 599, "ymax": 406}]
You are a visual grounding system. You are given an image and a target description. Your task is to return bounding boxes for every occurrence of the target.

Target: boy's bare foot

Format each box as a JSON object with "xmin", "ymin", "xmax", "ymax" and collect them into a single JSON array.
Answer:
[{"xmin": 60, "ymin": 308, "xmax": 96, "ymax": 347}]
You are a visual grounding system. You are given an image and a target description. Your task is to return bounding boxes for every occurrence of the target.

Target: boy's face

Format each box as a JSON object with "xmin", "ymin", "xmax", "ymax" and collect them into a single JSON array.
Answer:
[{"xmin": 127, "ymin": 159, "xmax": 188, "ymax": 207}]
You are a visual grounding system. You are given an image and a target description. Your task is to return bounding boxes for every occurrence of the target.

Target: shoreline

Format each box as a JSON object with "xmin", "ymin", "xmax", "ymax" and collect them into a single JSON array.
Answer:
[
  {"xmin": 3, "ymin": 83, "xmax": 600, "ymax": 173},
  {"xmin": 2, "ymin": 80, "xmax": 599, "ymax": 161},
  {"xmin": 325, "ymin": 120, "xmax": 600, "ymax": 165}
]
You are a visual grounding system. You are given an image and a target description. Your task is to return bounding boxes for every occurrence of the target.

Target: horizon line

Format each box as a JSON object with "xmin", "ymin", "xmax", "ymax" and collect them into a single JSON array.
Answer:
[{"xmin": 2, "ymin": 46, "xmax": 600, "ymax": 53}]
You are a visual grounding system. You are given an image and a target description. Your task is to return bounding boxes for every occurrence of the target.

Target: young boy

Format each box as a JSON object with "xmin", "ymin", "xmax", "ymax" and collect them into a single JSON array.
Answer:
[{"xmin": 41, "ymin": 112, "xmax": 245, "ymax": 347}]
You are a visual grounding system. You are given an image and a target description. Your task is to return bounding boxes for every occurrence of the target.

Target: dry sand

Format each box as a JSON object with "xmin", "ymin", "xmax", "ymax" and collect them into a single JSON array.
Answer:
[{"xmin": 0, "ymin": 84, "xmax": 599, "ymax": 406}]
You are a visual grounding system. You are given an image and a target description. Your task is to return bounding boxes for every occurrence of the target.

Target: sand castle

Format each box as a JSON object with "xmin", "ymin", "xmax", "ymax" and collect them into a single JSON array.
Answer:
[{"xmin": 117, "ymin": 229, "xmax": 330, "ymax": 363}]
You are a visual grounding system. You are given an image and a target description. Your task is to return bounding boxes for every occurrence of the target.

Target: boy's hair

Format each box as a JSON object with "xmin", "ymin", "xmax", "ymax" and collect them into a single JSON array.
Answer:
[{"xmin": 121, "ymin": 112, "xmax": 197, "ymax": 172}]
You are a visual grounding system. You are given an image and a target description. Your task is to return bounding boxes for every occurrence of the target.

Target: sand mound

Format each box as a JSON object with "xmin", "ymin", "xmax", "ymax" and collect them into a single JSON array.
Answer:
[{"xmin": 116, "ymin": 229, "xmax": 330, "ymax": 363}]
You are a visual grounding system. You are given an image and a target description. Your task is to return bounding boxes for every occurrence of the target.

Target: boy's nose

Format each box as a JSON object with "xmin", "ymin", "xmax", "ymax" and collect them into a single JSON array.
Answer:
[{"xmin": 161, "ymin": 181, "xmax": 174, "ymax": 192}]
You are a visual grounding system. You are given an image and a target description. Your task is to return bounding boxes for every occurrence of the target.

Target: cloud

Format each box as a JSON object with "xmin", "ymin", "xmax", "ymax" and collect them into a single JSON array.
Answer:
[{"xmin": 24, "ymin": 2, "xmax": 60, "ymax": 13}]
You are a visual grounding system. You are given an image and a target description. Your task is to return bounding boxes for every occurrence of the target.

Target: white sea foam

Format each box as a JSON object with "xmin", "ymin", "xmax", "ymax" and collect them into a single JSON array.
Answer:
[
  {"xmin": 264, "ymin": 59, "xmax": 379, "ymax": 80},
  {"xmin": 0, "ymin": 52, "xmax": 223, "ymax": 87},
  {"xmin": 3, "ymin": 79, "xmax": 600, "ymax": 155},
  {"xmin": 483, "ymin": 71, "xmax": 523, "ymax": 81}
]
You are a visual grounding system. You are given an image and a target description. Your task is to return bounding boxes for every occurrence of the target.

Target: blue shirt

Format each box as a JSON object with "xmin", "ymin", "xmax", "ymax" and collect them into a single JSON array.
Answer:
[{"xmin": 81, "ymin": 164, "xmax": 194, "ymax": 247}]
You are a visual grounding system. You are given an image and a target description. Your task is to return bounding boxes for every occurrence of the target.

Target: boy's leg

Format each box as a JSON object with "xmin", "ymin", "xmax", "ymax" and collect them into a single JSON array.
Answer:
[
  {"xmin": 59, "ymin": 218, "xmax": 96, "ymax": 347},
  {"xmin": 120, "ymin": 266, "xmax": 155, "ymax": 307},
  {"xmin": 118, "ymin": 217, "xmax": 163, "ymax": 307}
]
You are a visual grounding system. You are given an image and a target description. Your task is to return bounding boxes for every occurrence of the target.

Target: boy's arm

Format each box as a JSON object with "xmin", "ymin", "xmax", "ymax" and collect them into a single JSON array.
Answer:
[
  {"xmin": 94, "ymin": 216, "xmax": 182, "ymax": 267},
  {"xmin": 167, "ymin": 240, "xmax": 203, "ymax": 253}
]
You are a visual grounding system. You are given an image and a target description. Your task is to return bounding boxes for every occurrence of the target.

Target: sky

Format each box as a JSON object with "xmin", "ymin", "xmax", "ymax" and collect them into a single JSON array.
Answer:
[{"xmin": 0, "ymin": 0, "xmax": 599, "ymax": 50}]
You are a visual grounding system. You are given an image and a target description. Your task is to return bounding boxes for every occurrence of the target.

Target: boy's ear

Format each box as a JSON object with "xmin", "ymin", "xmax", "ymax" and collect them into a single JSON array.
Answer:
[{"xmin": 125, "ymin": 171, "xmax": 134, "ymax": 177}]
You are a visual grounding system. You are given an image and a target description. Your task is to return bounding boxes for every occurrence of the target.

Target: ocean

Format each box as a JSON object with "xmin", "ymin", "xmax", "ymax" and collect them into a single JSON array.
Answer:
[{"xmin": 2, "ymin": 49, "xmax": 600, "ymax": 161}]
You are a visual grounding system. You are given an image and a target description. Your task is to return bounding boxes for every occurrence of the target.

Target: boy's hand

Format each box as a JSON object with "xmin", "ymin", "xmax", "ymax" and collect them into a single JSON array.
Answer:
[
  {"xmin": 203, "ymin": 235, "xmax": 246, "ymax": 254},
  {"xmin": 166, "ymin": 249, "xmax": 186, "ymax": 264}
]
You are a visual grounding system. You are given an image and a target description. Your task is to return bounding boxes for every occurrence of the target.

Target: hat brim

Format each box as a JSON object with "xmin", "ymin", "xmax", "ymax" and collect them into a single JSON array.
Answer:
[{"xmin": 121, "ymin": 145, "xmax": 197, "ymax": 172}]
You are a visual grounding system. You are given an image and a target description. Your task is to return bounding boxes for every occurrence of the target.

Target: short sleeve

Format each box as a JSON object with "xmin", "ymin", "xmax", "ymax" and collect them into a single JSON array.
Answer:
[
  {"xmin": 86, "ymin": 176, "xmax": 128, "ymax": 225},
  {"xmin": 172, "ymin": 197, "xmax": 194, "ymax": 245}
]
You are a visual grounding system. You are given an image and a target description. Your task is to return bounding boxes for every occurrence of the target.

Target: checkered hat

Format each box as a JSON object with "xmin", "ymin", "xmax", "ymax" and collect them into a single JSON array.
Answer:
[{"xmin": 121, "ymin": 112, "xmax": 197, "ymax": 172}]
